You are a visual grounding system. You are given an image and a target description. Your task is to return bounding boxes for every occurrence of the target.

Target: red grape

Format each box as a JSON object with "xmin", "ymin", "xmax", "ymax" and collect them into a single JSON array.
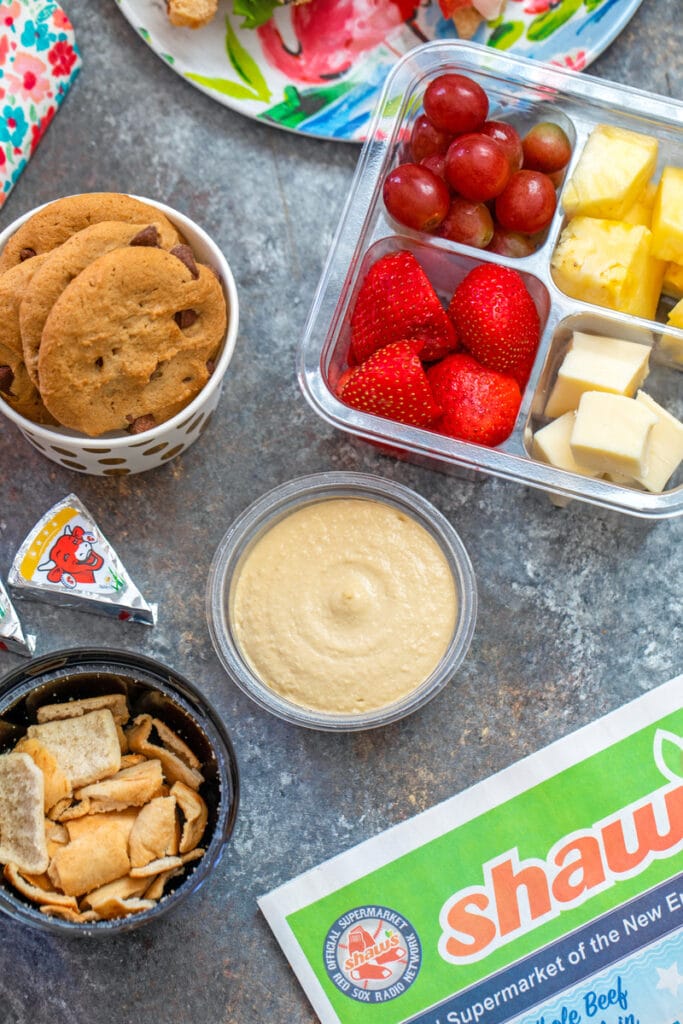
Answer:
[
  {"xmin": 439, "ymin": 198, "xmax": 494, "ymax": 249},
  {"xmin": 383, "ymin": 162, "xmax": 450, "ymax": 232},
  {"xmin": 481, "ymin": 120, "xmax": 523, "ymax": 174},
  {"xmin": 410, "ymin": 114, "xmax": 453, "ymax": 162},
  {"xmin": 495, "ymin": 170, "xmax": 557, "ymax": 234},
  {"xmin": 445, "ymin": 133, "xmax": 511, "ymax": 202},
  {"xmin": 522, "ymin": 122, "xmax": 572, "ymax": 174},
  {"xmin": 420, "ymin": 153, "xmax": 447, "ymax": 180},
  {"xmin": 423, "ymin": 73, "xmax": 489, "ymax": 135},
  {"xmin": 486, "ymin": 227, "xmax": 536, "ymax": 258},
  {"xmin": 547, "ymin": 167, "xmax": 567, "ymax": 189}
]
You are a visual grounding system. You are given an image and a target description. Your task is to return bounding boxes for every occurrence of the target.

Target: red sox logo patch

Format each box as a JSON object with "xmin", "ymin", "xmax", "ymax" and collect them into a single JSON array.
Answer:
[
  {"xmin": 37, "ymin": 525, "xmax": 104, "ymax": 589},
  {"xmin": 324, "ymin": 906, "xmax": 422, "ymax": 1004}
]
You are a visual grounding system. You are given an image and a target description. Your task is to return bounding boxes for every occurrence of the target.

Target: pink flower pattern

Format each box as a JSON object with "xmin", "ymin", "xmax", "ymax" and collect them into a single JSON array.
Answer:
[
  {"xmin": 1, "ymin": 1, "xmax": 22, "ymax": 26},
  {"xmin": 4, "ymin": 52, "xmax": 51, "ymax": 103},
  {"xmin": 0, "ymin": 1, "xmax": 80, "ymax": 208}
]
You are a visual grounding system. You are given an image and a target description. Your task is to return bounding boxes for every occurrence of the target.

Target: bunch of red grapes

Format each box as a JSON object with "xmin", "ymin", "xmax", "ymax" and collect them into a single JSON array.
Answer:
[{"xmin": 383, "ymin": 73, "xmax": 573, "ymax": 257}]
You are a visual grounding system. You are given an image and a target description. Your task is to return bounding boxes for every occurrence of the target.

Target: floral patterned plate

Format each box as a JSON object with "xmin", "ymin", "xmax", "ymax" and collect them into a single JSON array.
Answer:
[{"xmin": 115, "ymin": 0, "xmax": 644, "ymax": 142}]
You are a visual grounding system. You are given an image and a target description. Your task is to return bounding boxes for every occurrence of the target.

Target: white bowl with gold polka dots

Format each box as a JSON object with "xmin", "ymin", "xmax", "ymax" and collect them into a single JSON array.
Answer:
[{"xmin": 0, "ymin": 195, "xmax": 238, "ymax": 476}]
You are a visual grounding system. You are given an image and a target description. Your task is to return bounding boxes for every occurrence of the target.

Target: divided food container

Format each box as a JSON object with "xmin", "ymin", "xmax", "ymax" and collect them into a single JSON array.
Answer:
[{"xmin": 298, "ymin": 41, "xmax": 683, "ymax": 518}]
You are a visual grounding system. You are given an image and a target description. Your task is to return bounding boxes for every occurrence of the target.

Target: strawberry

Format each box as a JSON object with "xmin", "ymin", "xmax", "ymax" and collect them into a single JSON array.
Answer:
[
  {"xmin": 336, "ymin": 340, "xmax": 441, "ymax": 428},
  {"xmin": 447, "ymin": 263, "xmax": 540, "ymax": 386},
  {"xmin": 350, "ymin": 250, "xmax": 458, "ymax": 365},
  {"xmin": 427, "ymin": 352, "xmax": 521, "ymax": 447}
]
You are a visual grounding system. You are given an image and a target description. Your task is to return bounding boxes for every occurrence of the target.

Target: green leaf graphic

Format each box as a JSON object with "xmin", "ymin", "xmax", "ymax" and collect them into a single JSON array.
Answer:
[
  {"xmin": 488, "ymin": 20, "xmax": 524, "ymax": 50},
  {"xmin": 527, "ymin": 0, "xmax": 582, "ymax": 42},
  {"xmin": 186, "ymin": 73, "xmax": 267, "ymax": 101},
  {"xmin": 382, "ymin": 95, "xmax": 404, "ymax": 119},
  {"xmin": 224, "ymin": 15, "xmax": 271, "ymax": 102},
  {"xmin": 654, "ymin": 728, "xmax": 683, "ymax": 782}
]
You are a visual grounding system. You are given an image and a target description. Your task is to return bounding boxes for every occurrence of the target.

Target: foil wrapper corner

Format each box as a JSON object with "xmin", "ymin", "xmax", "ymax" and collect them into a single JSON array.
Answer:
[{"xmin": 0, "ymin": 577, "xmax": 36, "ymax": 657}]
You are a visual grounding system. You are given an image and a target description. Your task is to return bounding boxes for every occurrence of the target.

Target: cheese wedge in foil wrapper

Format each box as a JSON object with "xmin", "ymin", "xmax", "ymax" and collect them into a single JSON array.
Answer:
[
  {"xmin": 8, "ymin": 495, "xmax": 156, "ymax": 625},
  {"xmin": 0, "ymin": 577, "xmax": 35, "ymax": 656}
]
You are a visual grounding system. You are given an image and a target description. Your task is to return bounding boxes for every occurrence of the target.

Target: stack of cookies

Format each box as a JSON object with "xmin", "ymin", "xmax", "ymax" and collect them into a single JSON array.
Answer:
[{"xmin": 0, "ymin": 193, "xmax": 228, "ymax": 438}]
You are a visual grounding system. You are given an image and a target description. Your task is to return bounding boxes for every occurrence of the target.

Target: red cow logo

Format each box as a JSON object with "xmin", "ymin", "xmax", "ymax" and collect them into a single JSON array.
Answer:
[{"xmin": 37, "ymin": 525, "xmax": 104, "ymax": 589}]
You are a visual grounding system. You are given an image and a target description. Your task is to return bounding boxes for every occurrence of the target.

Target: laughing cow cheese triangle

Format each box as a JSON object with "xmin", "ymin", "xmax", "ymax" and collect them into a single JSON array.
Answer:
[
  {"xmin": 0, "ymin": 576, "xmax": 35, "ymax": 656},
  {"xmin": 8, "ymin": 494, "xmax": 156, "ymax": 625}
]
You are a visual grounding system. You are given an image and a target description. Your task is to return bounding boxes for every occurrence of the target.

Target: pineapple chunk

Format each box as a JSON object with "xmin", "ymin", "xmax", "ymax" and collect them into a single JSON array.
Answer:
[
  {"xmin": 660, "ymin": 296, "xmax": 683, "ymax": 364},
  {"xmin": 622, "ymin": 180, "xmax": 657, "ymax": 228},
  {"xmin": 562, "ymin": 125, "xmax": 658, "ymax": 221},
  {"xmin": 662, "ymin": 261, "xmax": 683, "ymax": 300},
  {"xmin": 551, "ymin": 217, "xmax": 666, "ymax": 320},
  {"xmin": 650, "ymin": 167, "xmax": 683, "ymax": 263}
]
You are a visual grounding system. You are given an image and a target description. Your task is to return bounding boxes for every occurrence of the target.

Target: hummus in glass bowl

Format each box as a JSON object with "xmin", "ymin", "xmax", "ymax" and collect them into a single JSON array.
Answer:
[{"xmin": 206, "ymin": 472, "xmax": 477, "ymax": 731}]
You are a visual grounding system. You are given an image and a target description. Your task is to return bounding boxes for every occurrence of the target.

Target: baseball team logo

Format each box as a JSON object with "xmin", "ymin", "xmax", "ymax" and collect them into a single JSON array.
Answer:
[{"xmin": 323, "ymin": 905, "xmax": 422, "ymax": 1004}]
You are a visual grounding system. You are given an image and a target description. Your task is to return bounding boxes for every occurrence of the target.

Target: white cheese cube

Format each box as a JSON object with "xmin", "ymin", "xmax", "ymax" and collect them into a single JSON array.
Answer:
[
  {"xmin": 570, "ymin": 392, "xmax": 657, "ymax": 476},
  {"xmin": 532, "ymin": 412, "xmax": 601, "ymax": 478},
  {"xmin": 544, "ymin": 333, "xmax": 650, "ymax": 418},
  {"xmin": 631, "ymin": 392, "xmax": 683, "ymax": 492}
]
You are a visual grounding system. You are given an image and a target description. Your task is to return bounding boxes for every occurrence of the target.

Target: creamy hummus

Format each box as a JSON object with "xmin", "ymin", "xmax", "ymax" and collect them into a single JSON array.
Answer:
[{"xmin": 230, "ymin": 498, "xmax": 457, "ymax": 715}]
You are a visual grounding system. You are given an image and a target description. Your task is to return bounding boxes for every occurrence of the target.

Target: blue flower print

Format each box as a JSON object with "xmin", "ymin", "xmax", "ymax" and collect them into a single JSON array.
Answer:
[
  {"xmin": 21, "ymin": 18, "xmax": 55, "ymax": 52},
  {"xmin": 10, "ymin": 156, "xmax": 26, "ymax": 184},
  {"xmin": 0, "ymin": 104, "xmax": 29, "ymax": 146}
]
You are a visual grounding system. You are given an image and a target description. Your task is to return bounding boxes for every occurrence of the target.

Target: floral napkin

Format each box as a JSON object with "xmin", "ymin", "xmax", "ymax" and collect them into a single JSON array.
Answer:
[{"xmin": 0, "ymin": 0, "xmax": 81, "ymax": 209}]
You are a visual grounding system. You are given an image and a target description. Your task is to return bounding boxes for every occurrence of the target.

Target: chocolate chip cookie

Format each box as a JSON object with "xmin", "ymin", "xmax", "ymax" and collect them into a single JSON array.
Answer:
[
  {"xmin": 20, "ymin": 220, "xmax": 182, "ymax": 388},
  {"xmin": 38, "ymin": 245, "xmax": 227, "ymax": 436},
  {"xmin": 0, "ymin": 193, "xmax": 182, "ymax": 273},
  {"xmin": 0, "ymin": 256, "xmax": 56, "ymax": 423}
]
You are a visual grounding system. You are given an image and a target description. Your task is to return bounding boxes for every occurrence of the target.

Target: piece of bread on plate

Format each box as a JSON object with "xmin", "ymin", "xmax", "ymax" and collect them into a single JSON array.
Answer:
[
  {"xmin": 165, "ymin": 0, "xmax": 505, "ymax": 34},
  {"xmin": 166, "ymin": 0, "xmax": 219, "ymax": 29},
  {"xmin": 441, "ymin": 0, "xmax": 507, "ymax": 38}
]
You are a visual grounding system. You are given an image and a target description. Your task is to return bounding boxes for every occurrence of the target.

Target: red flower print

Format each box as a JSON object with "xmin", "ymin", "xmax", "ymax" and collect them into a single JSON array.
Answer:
[
  {"xmin": 0, "ymin": 34, "xmax": 8, "ymax": 66},
  {"xmin": 47, "ymin": 40, "xmax": 77, "ymax": 77},
  {"xmin": 0, "ymin": 148, "xmax": 6, "ymax": 168},
  {"xmin": 30, "ymin": 105, "xmax": 56, "ymax": 154},
  {"xmin": 523, "ymin": 0, "xmax": 552, "ymax": 12}
]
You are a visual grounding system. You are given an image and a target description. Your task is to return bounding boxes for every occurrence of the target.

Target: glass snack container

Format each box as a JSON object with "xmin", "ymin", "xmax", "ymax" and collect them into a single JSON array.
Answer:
[
  {"xmin": 298, "ymin": 41, "xmax": 683, "ymax": 518},
  {"xmin": 206, "ymin": 472, "xmax": 477, "ymax": 731},
  {"xmin": 0, "ymin": 648, "xmax": 239, "ymax": 935}
]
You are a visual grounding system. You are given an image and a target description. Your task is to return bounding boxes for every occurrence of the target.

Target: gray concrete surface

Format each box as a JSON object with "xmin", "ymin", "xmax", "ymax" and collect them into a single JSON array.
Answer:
[{"xmin": 0, "ymin": 1, "xmax": 681, "ymax": 1022}]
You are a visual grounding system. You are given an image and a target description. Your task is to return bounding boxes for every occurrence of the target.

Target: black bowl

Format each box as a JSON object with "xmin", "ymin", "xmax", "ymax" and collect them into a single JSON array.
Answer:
[{"xmin": 0, "ymin": 648, "xmax": 239, "ymax": 936}]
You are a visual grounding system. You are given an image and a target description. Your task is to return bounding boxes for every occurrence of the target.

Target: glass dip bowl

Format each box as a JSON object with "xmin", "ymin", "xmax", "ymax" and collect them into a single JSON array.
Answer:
[
  {"xmin": 0, "ymin": 648, "xmax": 239, "ymax": 936},
  {"xmin": 206, "ymin": 472, "xmax": 477, "ymax": 731}
]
